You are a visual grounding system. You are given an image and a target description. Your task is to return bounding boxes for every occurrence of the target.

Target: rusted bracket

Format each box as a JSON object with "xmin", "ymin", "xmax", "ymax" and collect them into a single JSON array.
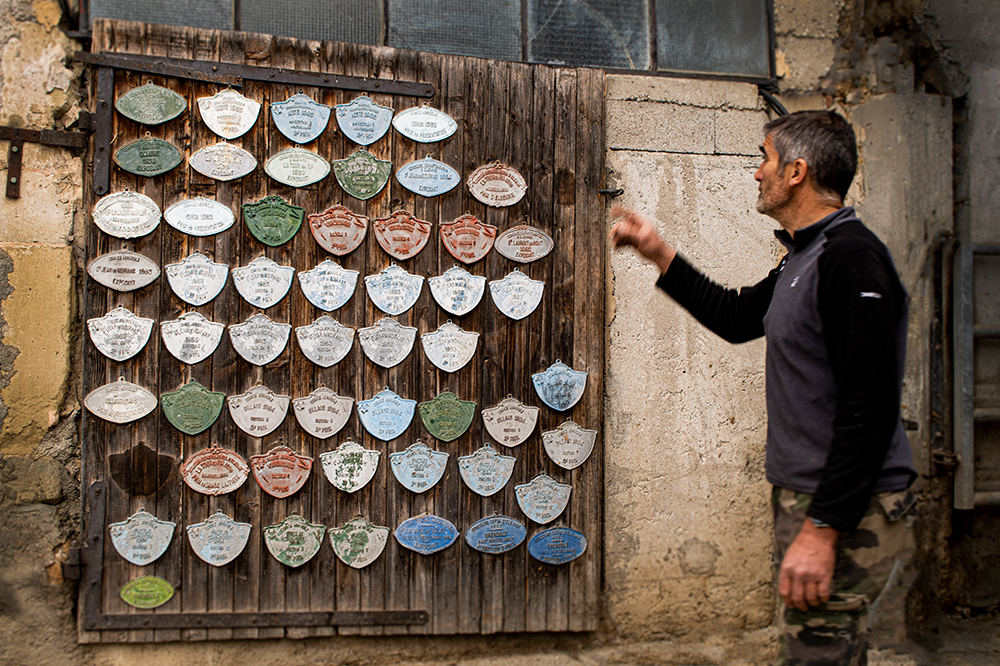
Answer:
[
  {"xmin": 61, "ymin": 541, "xmax": 82, "ymax": 581},
  {"xmin": 932, "ymin": 449, "xmax": 959, "ymax": 472},
  {"xmin": 0, "ymin": 126, "xmax": 90, "ymax": 199}
]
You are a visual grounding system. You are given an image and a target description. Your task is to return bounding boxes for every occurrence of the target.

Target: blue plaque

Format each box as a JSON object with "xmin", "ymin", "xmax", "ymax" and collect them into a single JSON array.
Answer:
[
  {"xmin": 395, "ymin": 156, "xmax": 461, "ymax": 197},
  {"xmin": 394, "ymin": 514, "xmax": 459, "ymax": 555},
  {"xmin": 389, "ymin": 440, "xmax": 448, "ymax": 493},
  {"xmin": 515, "ymin": 473, "xmax": 572, "ymax": 524},
  {"xmin": 357, "ymin": 387, "xmax": 416, "ymax": 440},
  {"xmin": 531, "ymin": 360, "xmax": 588, "ymax": 412},
  {"xmin": 458, "ymin": 444, "xmax": 515, "ymax": 497},
  {"xmin": 527, "ymin": 527, "xmax": 587, "ymax": 565},
  {"xmin": 465, "ymin": 515, "xmax": 526, "ymax": 554},
  {"xmin": 271, "ymin": 93, "xmax": 331, "ymax": 144}
]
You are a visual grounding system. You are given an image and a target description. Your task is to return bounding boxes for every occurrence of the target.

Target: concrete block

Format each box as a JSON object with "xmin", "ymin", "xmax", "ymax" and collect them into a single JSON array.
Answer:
[
  {"xmin": 0, "ymin": 143, "xmax": 81, "ymax": 244},
  {"xmin": 607, "ymin": 74, "xmax": 763, "ymax": 110},
  {"xmin": 607, "ymin": 100, "xmax": 715, "ymax": 154},
  {"xmin": 775, "ymin": 35, "xmax": 836, "ymax": 92},
  {"xmin": 774, "ymin": 0, "xmax": 843, "ymax": 38},
  {"xmin": 0, "ymin": 455, "xmax": 62, "ymax": 504},
  {"xmin": 714, "ymin": 108, "xmax": 770, "ymax": 156}
]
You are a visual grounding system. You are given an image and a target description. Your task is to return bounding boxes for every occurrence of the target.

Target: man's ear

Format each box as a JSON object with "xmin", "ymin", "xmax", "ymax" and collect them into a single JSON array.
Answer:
[{"xmin": 786, "ymin": 157, "xmax": 809, "ymax": 187}]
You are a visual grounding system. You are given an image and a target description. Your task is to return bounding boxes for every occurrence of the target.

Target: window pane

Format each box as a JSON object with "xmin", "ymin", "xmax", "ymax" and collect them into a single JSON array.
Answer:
[
  {"xmin": 90, "ymin": 0, "xmax": 234, "ymax": 31},
  {"xmin": 386, "ymin": 0, "xmax": 522, "ymax": 62},
  {"xmin": 527, "ymin": 0, "xmax": 650, "ymax": 69},
  {"xmin": 241, "ymin": 0, "xmax": 382, "ymax": 45},
  {"xmin": 655, "ymin": 0, "xmax": 770, "ymax": 78}
]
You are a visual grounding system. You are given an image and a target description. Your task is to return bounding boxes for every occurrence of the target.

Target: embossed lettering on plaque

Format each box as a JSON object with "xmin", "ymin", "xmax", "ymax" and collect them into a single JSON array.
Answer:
[
  {"xmin": 85, "ymin": 377, "xmax": 157, "ymax": 424},
  {"xmin": 395, "ymin": 156, "xmax": 460, "ymax": 197},
  {"xmin": 120, "ymin": 577, "xmax": 174, "ymax": 609},
  {"xmin": 187, "ymin": 512, "xmax": 251, "ymax": 566},
  {"xmin": 197, "ymin": 88, "xmax": 260, "ymax": 140},
  {"xmin": 428, "ymin": 265, "xmax": 486, "ymax": 316},
  {"xmin": 264, "ymin": 515, "xmax": 326, "ymax": 567},
  {"xmin": 242, "ymin": 195, "xmax": 305, "ymax": 247},
  {"xmin": 542, "ymin": 420, "xmax": 596, "ymax": 470},
  {"xmin": 494, "ymin": 225, "xmax": 554, "ymax": 263},
  {"xmin": 87, "ymin": 306, "xmax": 154, "ymax": 362},
  {"xmin": 364, "ymin": 263, "xmax": 424, "ymax": 316},
  {"xmin": 189, "ymin": 142, "xmax": 257, "ymax": 181},
  {"xmin": 392, "ymin": 105, "xmax": 457, "ymax": 143},
  {"xmin": 528, "ymin": 527, "xmax": 587, "ymax": 565},
  {"xmin": 295, "ymin": 316, "xmax": 354, "ymax": 368},
  {"xmin": 357, "ymin": 388, "xmax": 416, "ymax": 441},
  {"xmin": 250, "ymin": 445, "xmax": 313, "ymax": 498},
  {"xmin": 232, "ymin": 256, "xmax": 295, "ymax": 309},
  {"xmin": 163, "ymin": 198, "xmax": 235, "ymax": 236},
  {"xmin": 333, "ymin": 150, "xmax": 392, "ymax": 200},
  {"xmin": 265, "ymin": 147, "xmax": 331, "ymax": 188},
  {"xmin": 181, "ymin": 447, "xmax": 249, "ymax": 495},
  {"xmin": 160, "ymin": 311, "xmax": 225, "ymax": 364},
  {"xmin": 532, "ymin": 360, "xmax": 588, "ymax": 412},
  {"xmin": 373, "ymin": 210, "xmax": 432, "ymax": 260},
  {"xmin": 394, "ymin": 514, "xmax": 458, "ymax": 555},
  {"xmin": 421, "ymin": 320, "xmax": 479, "ymax": 373},
  {"xmin": 161, "ymin": 380, "xmax": 225, "ymax": 435},
  {"xmin": 319, "ymin": 439, "xmax": 380, "ymax": 493},
  {"xmin": 228, "ymin": 384, "xmax": 290, "ymax": 437},
  {"xmin": 114, "ymin": 134, "xmax": 183, "ymax": 177},
  {"xmin": 389, "ymin": 441, "xmax": 448, "ymax": 493},
  {"xmin": 516, "ymin": 473, "xmax": 571, "ymax": 524},
  {"xmin": 458, "ymin": 444, "xmax": 515, "ymax": 497},
  {"xmin": 482, "ymin": 395, "xmax": 539, "ymax": 447},
  {"xmin": 271, "ymin": 93, "xmax": 331, "ymax": 144},
  {"xmin": 336, "ymin": 96, "xmax": 393, "ymax": 145},
  {"xmin": 418, "ymin": 390, "xmax": 475, "ymax": 442},
  {"xmin": 109, "ymin": 509, "xmax": 175, "ymax": 566},
  {"xmin": 308, "ymin": 204, "xmax": 369, "ymax": 256},
  {"xmin": 116, "ymin": 82, "xmax": 186, "ymax": 125},
  {"xmin": 440, "ymin": 214, "xmax": 496, "ymax": 265},
  {"xmin": 358, "ymin": 317, "xmax": 416, "ymax": 368},
  {"xmin": 92, "ymin": 190, "xmax": 161, "ymax": 239},
  {"xmin": 490, "ymin": 268, "xmax": 544, "ymax": 320},
  {"xmin": 87, "ymin": 249, "xmax": 160, "ymax": 292},
  {"xmin": 229, "ymin": 313, "xmax": 291, "ymax": 366},
  {"xmin": 165, "ymin": 252, "xmax": 229, "ymax": 307},
  {"xmin": 465, "ymin": 515, "xmax": 526, "ymax": 554},
  {"xmin": 329, "ymin": 517, "xmax": 389, "ymax": 569},
  {"xmin": 298, "ymin": 259, "xmax": 359, "ymax": 312},
  {"xmin": 467, "ymin": 162, "xmax": 527, "ymax": 207},
  {"xmin": 293, "ymin": 386, "xmax": 353, "ymax": 439}
]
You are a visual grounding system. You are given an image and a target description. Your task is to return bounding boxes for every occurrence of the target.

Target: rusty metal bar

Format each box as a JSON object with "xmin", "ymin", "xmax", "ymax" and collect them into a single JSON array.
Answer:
[
  {"xmin": 81, "ymin": 482, "xmax": 106, "ymax": 633},
  {"xmin": 73, "ymin": 51, "xmax": 241, "ymax": 85},
  {"xmin": 92, "ymin": 67, "xmax": 112, "ymax": 196},
  {"xmin": 84, "ymin": 610, "xmax": 429, "ymax": 631},
  {"xmin": 1, "ymin": 126, "xmax": 90, "ymax": 199},
  {"xmin": 953, "ymin": 233, "xmax": 975, "ymax": 510}
]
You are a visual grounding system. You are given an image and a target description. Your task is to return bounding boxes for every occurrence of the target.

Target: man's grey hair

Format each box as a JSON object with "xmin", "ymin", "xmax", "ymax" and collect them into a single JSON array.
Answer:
[{"xmin": 763, "ymin": 110, "xmax": 858, "ymax": 200}]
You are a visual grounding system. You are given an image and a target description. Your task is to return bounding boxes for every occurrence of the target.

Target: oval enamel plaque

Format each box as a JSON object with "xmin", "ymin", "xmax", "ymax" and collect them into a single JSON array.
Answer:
[
  {"xmin": 532, "ymin": 360, "xmax": 588, "ymax": 412},
  {"xmin": 87, "ymin": 249, "xmax": 160, "ymax": 292},
  {"xmin": 428, "ymin": 265, "xmax": 486, "ymax": 317},
  {"xmin": 357, "ymin": 388, "xmax": 416, "ymax": 441},
  {"xmin": 228, "ymin": 384, "xmax": 290, "ymax": 437},
  {"xmin": 109, "ymin": 509, "xmax": 175, "ymax": 566},
  {"xmin": 181, "ymin": 447, "xmax": 249, "ymax": 496},
  {"xmin": 319, "ymin": 439, "xmax": 380, "ymax": 493},
  {"xmin": 163, "ymin": 197, "xmax": 235, "ymax": 236},
  {"xmin": 392, "ymin": 105, "xmax": 457, "ymax": 143},
  {"xmin": 85, "ymin": 378, "xmax": 157, "ymax": 424},
  {"xmin": 465, "ymin": 515, "xmax": 526, "ymax": 554},
  {"xmin": 160, "ymin": 380, "xmax": 225, "ymax": 435},
  {"xmin": 336, "ymin": 96, "xmax": 393, "ymax": 146},
  {"xmin": 229, "ymin": 313, "xmax": 291, "ymax": 366},
  {"xmin": 120, "ymin": 577, "xmax": 174, "ymax": 609},
  {"xmin": 293, "ymin": 386, "xmax": 353, "ymax": 439},
  {"xmin": 87, "ymin": 306, "xmax": 154, "ymax": 362},
  {"xmin": 187, "ymin": 512, "xmax": 252, "ymax": 566},
  {"xmin": 467, "ymin": 162, "xmax": 527, "ymax": 207},
  {"xmin": 114, "ymin": 135, "xmax": 183, "ymax": 177},
  {"xmin": 389, "ymin": 441, "xmax": 448, "ymax": 493},
  {"xmin": 458, "ymin": 444, "xmax": 515, "ymax": 497},
  {"xmin": 329, "ymin": 517, "xmax": 389, "ymax": 569},
  {"xmin": 440, "ymin": 214, "xmax": 497, "ymax": 265},
  {"xmin": 482, "ymin": 396, "xmax": 539, "ymax": 447},
  {"xmin": 264, "ymin": 515, "xmax": 326, "ymax": 567},
  {"xmin": 421, "ymin": 321, "xmax": 479, "ymax": 373},
  {"xmin": 542, "ymin": 420, "xmax": 596, "ymax": 470},
  {"xmin": 242, "ymin": 195, "xmax": 304, "ymax": 247},
  {"xmin": 264, "ymin": 147, "xmax": 331, "ymax": 188},
  {"xmin": 528, "ymin": 527, "xmax": 587, "ymax": 565},
  {"xmin": 308, "ymin": 204, "xmax": 369, "ymax": 257},
  {"xmin": 189, "ymin": 142, "xmax": 257, "ymax": 181},
  {"xmin": 395, "ymin": 156, "xmax": 460, "ymax": 197},
  {"xmin": 165, "ymin": 252, "xmax": 229, "ymax": 307},
  {"xmin": 93, "ymin": 190, "xmax": 161, "ymax": 239},
  {"xmin": 298, "ymin": 259, "xmax": 359, "ymax": 312},
  {"xmin": 489, "ymin": 269, "xmax": 544, "ymax": 320},
  {"xmin": 373, "ymin": 210, "xmax": 432, "ymax": 260},
  {"xmin": 271, "ymin": 93, "xmax": 331, "ymax": 144},
  {"xmin": 250, "ymin": 445, "xmax": 313, "ymax": 498},
  {"xmin": 197, "ymin": 88, "xmax": 260, "ymax": 140},
  {"xmin": 358, "ymin": 317, "xmax": 416, "ymax": 369},
  {"xmin": 364, "ymin": 263, "xmax": 424, "ymax": 316},
  {"xmin": 515, "ymin": 473, "xmax": 571, "ymax": 524},
  {"xmin": 116, "ymin": 82, "xmax": 186, "ymax": 125},
  {"xmin": 418, "ymin": 390, "xmax": 476, "ymax": 443},
  {"xmin": 295, "ymin": 316, "xmax": 355, "ymax": 368},
  {"xmin": 160, "ymin": 311, "xmax": 225, "ymax": 364},
  {"xmin": 494, "ymin": 224, "xmax": 554, "ymax": 263},
  {"xmin": 232, "ymin": 256, "xmax": 295, "ymax": 309},
  {"xmin": 394, "ymin": 514, "xmax": 458, "ymax": 555},
  {"xmin": 333, "ymin": 150, "xmax": 392, "ymax": 200}
]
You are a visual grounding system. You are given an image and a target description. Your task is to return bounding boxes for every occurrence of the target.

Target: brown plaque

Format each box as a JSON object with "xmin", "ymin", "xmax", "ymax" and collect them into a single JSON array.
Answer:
[
  {"xmin": 373, "ymin": 211, "xmax": 432, "ymax": 261},
  {"xmin": 250, "ymin": 445, "xmax": 313, "ymax": 498},
  {"xmin": 440, "ymin": 214, "xmax": 497, "ymax": 264},
  {"xmin": 308, "ymin": 204, "xmax": 369, "ymax": 257},
  {"xmin": 181, "ymin": 447, "xmax": 250, "ymax": 496}
]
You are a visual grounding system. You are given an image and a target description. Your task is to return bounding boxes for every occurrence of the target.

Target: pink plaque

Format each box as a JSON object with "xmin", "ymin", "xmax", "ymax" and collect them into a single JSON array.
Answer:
[
  {"xmin": 467, "ymin": 162, "xmax": 527, "ymax": 207},
  {"xmin": 308, "ymin": 204, "xmax": 369, "ymax": 256},
  {"xmin": 250, "ymin": 445, "xmax": 313, "ymax": 498},
  {"xmin": 373, "ymin": 211, "xmax": 432, "ymax": 260},
  {"xmin": 181, "ymin": 447, "xmax": 250, "ymax": 496},
  {"xmin": 440, "ymin": 214, "xmax": 497, "ymax": 264}
]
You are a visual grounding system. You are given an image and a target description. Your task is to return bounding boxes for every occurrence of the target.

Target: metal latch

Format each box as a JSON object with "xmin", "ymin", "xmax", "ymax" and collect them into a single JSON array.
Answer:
[
  {"xmin": 932, "ymin": 450, "xmax": 959, "ymax": 471},
  {"xmin": 1, "ymin": 126, "xmax": 91, "ymax": 199}
]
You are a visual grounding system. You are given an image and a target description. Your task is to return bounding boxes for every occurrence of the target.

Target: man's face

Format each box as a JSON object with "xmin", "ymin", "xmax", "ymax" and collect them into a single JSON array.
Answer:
[{"xmin": 754, "ymin": 135, "xmax": 791, "ymax": 217}]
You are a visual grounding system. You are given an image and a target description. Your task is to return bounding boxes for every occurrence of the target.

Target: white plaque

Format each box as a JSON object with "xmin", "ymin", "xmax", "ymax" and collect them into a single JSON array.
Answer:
[
  {"xmin": 489, "ymin": 268, "xmax": 544, "ymax": 320},
  {"xmin": 232, "ymin": 256, "xmax": 295, "ymax": 309},
  {"xmin": 264, "ymin": 147, "xmax": 331, "ymax": 187},
  {"xmin": 109, "ymin": 509, "xmax": 175, "ymax": 566},
  {"xmin": 228, "ymin": 384, "xmax": 290, "ymax": 437},
  {"xmin": 298, "ymin": 259, "xmax": 359, "ymax": 312},
  {"xmin": 364, "ymin": 263, "xmax": 424, "ymax": 316},
  {"xmin": 85, "ymin": 377, "xmax": 157, "ymax": 424},
  {"xmin": 541, "ymin": 420, "xmax": 597, "ymax": 470},
  {"xmin": 358, "ymin": 317, "xmax": 417, "ymax": 368},
  {"xmin": 482, "ymin": 396, "xmax": 539, "ymax": 447},
  {"xmin": 189, "ymin": 142, "xmax": 257, "ymax": 181},
  {"xmin": 87, "ymin": 249, "xmax": 160, "ymax": 292},
  {"xmin": 392, "ymin": 105, "xmax": 458, "ymax": 143},
  {"xmin": 428, "ymin": 265, "xmax": 486, "ymax": 316},
  {"xmin": 187, "ymin": 512, "xmax": 252, "ymax": 566},
  {"xmin": 293, "ymin": 386, "xmax": 353, "ymax": 439},
  {"xmin": 197, "ymin": 89, "xmax": 260, "ymax": 140},
  {"xmin": 395, "ymin": 156, "xmax": 461, "ymax": 197},
  {"xmin": 165, "ymin": 252, "xmax": 228, "ymax": 307},
  {"xmin": 420, "ymin": 320, "xmax": 479, "ymax": 373},
  {"xmin": 295, "ymin": 316, "xmax": 355, "ymax": 367},
  {"xmin": 92, "ymin": 190, "xmax": 161, "ymax": 239},
  {"xmin": 163, "ymin": 197, "xmax": 236, "ymax": 236},
  {"xmin": 160, "ymin": 311, "xmax": 225, "ymax": 364},
  {"xmin": 467, "ymin": 162, "xmax": 527, "ymax": 207},
  {"xmin": 87, "ymin": 306, "xmax": 154, "ymax": 362},
  {"xmin": 336, "ymin": 96, "xmax": 393, "ymax": 145},
  {"xmin": 320, "ymin": 439, "xmax": 381, "ymax": 493},
  {"xmin": 229, "ymin": 313, "xmax": 291, "ymax": 366}
]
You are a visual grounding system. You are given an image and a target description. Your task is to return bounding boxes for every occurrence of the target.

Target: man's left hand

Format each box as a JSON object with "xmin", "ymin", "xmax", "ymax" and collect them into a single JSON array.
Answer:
[{"xmin": 778, "ymin": 519, "xmax": 838, "ymax": 611}]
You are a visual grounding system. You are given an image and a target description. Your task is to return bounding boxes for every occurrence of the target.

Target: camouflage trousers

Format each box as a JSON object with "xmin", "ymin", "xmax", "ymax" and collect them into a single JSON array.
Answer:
[{"xmin": 773, "ymin": 486, "xmax": 915, "ymax": 666}]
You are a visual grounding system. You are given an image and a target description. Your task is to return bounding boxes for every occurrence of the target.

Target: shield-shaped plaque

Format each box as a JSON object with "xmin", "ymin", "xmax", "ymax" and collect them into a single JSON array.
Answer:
[
  {"xmin": 116, "ymin": 82, "xmax": 186, "ymax": 125},
  {"xmin": 333, "ymin": 150, "xmax": 392, "ymax": 200},
  {"xmin": 120, "ymin": 577, "xmax": 174, "ymax": 609},
  {"xmin": 164, "ymin": 197, "xmax": 236, "ymax": 236},
  {"xmin": 109, "ymin": 509, "xmax": 175, "ymax": 566},
  {"xmin": 468, "ymin": 162, "xmax": 527, "ymax": 207},
  {"xmin": 250, "ymin": 445, "xmax": 313, "ymax": 498},
  {"xmin": 232, "ymin": 256, "xmax": 295, "ymax": 309},
  {"xmin": 293, "ymin": 386, "xmax": 353, "ymax": 439},
  {"xmin": 336, "ymin": 96, "xmax": 393, "ymax": 145},
  {"xmin": 358, "ymin": 317, "xmax": 416, "ymax": 368},
  {"xmin": 161, "ymin": 380, "xmax": 225, "ymax": 435},
  {"xmin": 465, "ymin": 515, "xmax": 527, "ymax": 554},
  {"xmin": 228, "ymin": 384, "xmax": 290, "ymax": 437},
  {"xmin": 373, "ymin": 210, "xmax": 432, "ymax": 260},
  {"xmin": 114, "ymin": 134, "xmax": 183, "ymax": 177},
  {"xmin": 319, "ymin": 439, "xmax": 380, "ymax": 493},
  {"xmin": 542, "ymin": 420, "xmax": 596, "ymax": 470},
  {"xmin": 87, "ymin": 249, "xmax": 160, "ymax": 292},
  {"xmin": 490, "ymin": 269, "xmax": 544, "ymax": 320},
  {"xmin": 271, "ymin": 93, "xmax": 331, "ymax": 144},
  {"xmin": 528, "ymin": 527, "xmax": 588, "ymax": 565},
  {"xmin": 482, "ymin": 396, "xmax": 539, "ymax": 447},
  {"xmin": 108, "ymin": 442, "xmax": 176, "ymax": 497},
  {"xmin": 160, "ymin": 311, "xmax": 225, "ymax": 364},
  {"xmin": 392, "ymin": 105, "xmax": 458, "ymax": 143},
  {"xmin": 364, "ymin": 263, "xmax": 424, "ymax": 316},
  {"xmin": 186, "ymin": 511, "xmax": 252, "ymax": 566},
  {"xmin": 229, "ymin": 313, "xmax": 291, "ymax": 365},
  {"xmin": 428, "ymin": 265, "xmax": 486, "ymax": 316},
  {"xmin": 532, "ymin": 361, "xmax": 588, "ymax": 412},
  {"xmin": 165, "ymin": 252, "xmax": 229, "ymax": 307},
  {"xmin": 189, "ymin": 142, "xmax": 257, "ymax": 181},
  {"xmin": 494, "ymin": 225, "xmax": 555, "ymax": 263},
  {"xmin": 389, "ymin": 441, "xmax": 448, "ymax": 493},
  {"xmin": 243, "ymin": 195, "xmax": 305, "ymax": 247},
  {"xmin": 298, "ymin": 259, "xmax": 359, "ymax": 311},
  {"xmin": 421, "ymin": 321, "xmax": 479, "ymax": 373},
  {"xmin": 87, "ymin": 306, "xmax": 154, "ymax": 362},
  {"xmin": 264, "ymin": 515, "xmax": 326, "ymax": 567},
  {"xmin": 308, "ymin": 204, "xmax": 369, "ymax": 256},
  {"xmin": 85, "ymin": 377, "xmax": 157, "ymax": 424},
  {"xmin": 515, "ymin": 473, "xmax": 572, "ymax": 524},
  {"xmin": 440, "ymin": 214, "xmax": 497, "ymax": 265},
  {"xmin": 197, "ymin": 88, "xmax": 260, "ymax": 140},
  {"xmin": 295, "ymin": 316, "xmax": 355, "ymax": 367},
  {"xmin": 92, "ymin": 190, "xmax": 161, "ymax": 239},
  {"xmin": 394, "ymin": 514, "xmax": 459, "ymax": 555},
  {"xmin": 418, "ymin": 390, "xmax": 476, "ymax": 442},
  {"xmin": 357, "ymin": 388, "xmax": 416, "ymax": 441},
  {"xmin": 458, "ymin": 444, "xmax": 515, "ymax": 497},
  {"xmin": 181, "ymin": 447, "xmax": 250, "ymax": 495},
  {"xmin": 265, "ymin": 147, "xmax": 331, "ymax": 188},
  {"xmin": 329, "ymin": 516, "xmax": 389, "ymax": 569},
  {"xmin": 395, "ymin": 156, "xmax": 461, "ymax": 197}
]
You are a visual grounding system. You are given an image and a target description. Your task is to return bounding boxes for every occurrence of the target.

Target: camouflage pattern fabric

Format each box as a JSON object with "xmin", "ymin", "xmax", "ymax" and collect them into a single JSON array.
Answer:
[{"xmin": 773, "ymin": 486, "xmax": 916, "ymax": 666}]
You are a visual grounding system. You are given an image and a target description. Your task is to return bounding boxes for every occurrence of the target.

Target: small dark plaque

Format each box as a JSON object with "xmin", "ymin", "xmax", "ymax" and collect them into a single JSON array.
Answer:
[{"xmin": 114, "ymin": 135, "xmax": 184, "ymax": 177}]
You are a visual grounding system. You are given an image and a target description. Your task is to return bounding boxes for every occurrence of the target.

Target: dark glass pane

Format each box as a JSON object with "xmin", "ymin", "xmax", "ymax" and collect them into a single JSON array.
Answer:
[
  {"xmin": 90, "ymin": 0, "xmax": 234, "ymax": 31},
  {"xmin": 241, "ymin": 0, "xmax": 382, "ymax": 45},
  {"xmin": 386, "ymin": 0, "xmax": 521, "ymax": 62},
  {"xmin": 527, "ymin": 0, "xmax": 650, "ymax": 69},
  {"xmin": 656, "ymin": 0, "xmax": 770, "ymax": 78}
]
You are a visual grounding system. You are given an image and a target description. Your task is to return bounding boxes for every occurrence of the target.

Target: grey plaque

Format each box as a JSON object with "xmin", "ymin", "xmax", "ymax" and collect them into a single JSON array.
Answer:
[
  {"xmin": 228, "ymin": 384, "xmax": 290, "ymax": 437},
  {"xmin": 392, "ymin": 105, "xmax": 458, "ymax": 143},
  {"xmin": 189, "ymin": 142, "xmax": 258, "ymax": 181},
  {"xmin": 87, "ymin": 305, "xmax": 154, "ymax": 362},
  {"xmin": 186, "ymin": 511, "xmax": 252, "ymax": 567},
  {"xmin": 163, "ymin": 197, "xmax": 236, "ymax": 236},
  {"xmin": 271, "ymin": 93, "xmax": 332, "ymax": 144},
  {"xmin": 532, "ymin": 360, "xmax": 588, "ymax": 412},
  {"xmin": 113, "ymin": 134, "xmax": 183, "ymax": 177},
  {"xmin": 389, "ymin": 440, "xmax": 448, "ymax": 493},
  {"xmin": 516, "ymin": 473, "xmax": 572, "ymax": 524},
  {"xmin": 542, "ymin": 420, "xmax": 596, "ymax": 470},
  {"xmin": 295, "ymin": 316, "xmax": 355, "ymax": 368},
  {"xmin": 87, "ymin": 249, "xmax": 160, "ymax": 292},
  {"xmin": 358, "ymin": 317, "xmax": 417, "ymax": 368},
  {"xmin": 293, "ymin": 386, "xmax": 353, "ymax": 439},
  {"xmin": 298, "ymin": 259, "xmax": 359, "ymax": 312},
  {"xmin": 336, "ymin": 95, "xmax": 393, "ymax": 146},
  {"xmin": 467, "ymin": 162, "xmax": 527, "ymax": 207},
  {"xmin": 85, "ymin": 377, "xmax": 157, "ymax": 424},
  {"xmin": 489, "ymin": 268, "xmax": 544, "ymax": 320},
  {"xmin": 109, "ymin": 509, "xmax": 175, "ymax": 566},
  {"xmin": 92, "ymin": 190, "xmax": 161, "ymax": 239},
  {"xmin": 165, "ymin": 252, "xmax": 229, "ymax": 307},
  {"xmin": 357, "ymin": 388, "xmax": 416, "ymax": 441},
  {"xmin": 395, "ymin": 156, "xmax": 461, "ymax": 197},
  {"xmin": 458, "ymin": 444, "xmax": 515, "ymax": 497},
  {"xmin": 320, "ymin": 439, "xmax": 380, "ymax": 493},
  {"xmin": 115, "ymin": 82, "xmax": 186, "ymax": 125},
  {"xmin": 482, "ymin": 395, "xmax": 539, "ymax": 447},
  {"xmin": 494, "ymin": 225, "xmax": 554, "ymax": 263},
  {"xmin": 264, "ymin": 147, "xmax": 331, "ymax": 187},
  {"xmin": 160, "ymin": 312, "xmax": 225, "ymax": 364},
  {"xmin": 229, "ymin": 313, "xmax": 291, "ymax": 366},
  {"xmin": 420, "ymin": 320, "xmax": 478, "ymax": 373},
  {"xmin": 197, "ymin": 88, "xmax": 260, "ymax": 140},
  {"xmin": 232, "ymin": 256, "xmax": 295, "ymax": 309},
  {"xmin": 264, "ymin": 515, "xmax": 325, "ymax": 567},
  {"xmin": 364, "ymin": 263, "xmax": 424, "ymax": 316},
  {"xmin": 329, "ymin": 517, "xmax": 389, "ymax": 569},
  {"xmin": 428, "ymin": 265, "xmax": 486, "ymax": 316}
]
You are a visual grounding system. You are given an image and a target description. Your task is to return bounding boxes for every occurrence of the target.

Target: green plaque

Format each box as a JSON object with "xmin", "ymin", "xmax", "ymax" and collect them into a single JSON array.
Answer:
[
  {"xmin": 115, "ymin": 82, "xmax": 187, "ymax": 125},
  {"xmin": 418, "ymin": 390, "xmax": 476, "ymax": 442},
  {"xmin": 242, "ymin": 195, "xmax": 305, "ymax": 247},
  {"xmin": 113, "ymin": 135, "xmax": 183, "ymax": 177},
  {"xmin": 120, "ymin": 576, "xmax": 174, "ymax": 609},
  {"xmin": 161, "ymin": 380, "xmax": 225, "ymax": 435},
  {"xmin": 332, "ymin": 150, "xmax": 392, "ymax": 200}
]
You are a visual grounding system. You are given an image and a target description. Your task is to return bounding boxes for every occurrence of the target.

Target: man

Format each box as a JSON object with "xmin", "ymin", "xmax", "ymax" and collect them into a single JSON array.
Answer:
[{"xmin": 610, "ymin": 110, "xmax": 916, "ymax": 666}]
